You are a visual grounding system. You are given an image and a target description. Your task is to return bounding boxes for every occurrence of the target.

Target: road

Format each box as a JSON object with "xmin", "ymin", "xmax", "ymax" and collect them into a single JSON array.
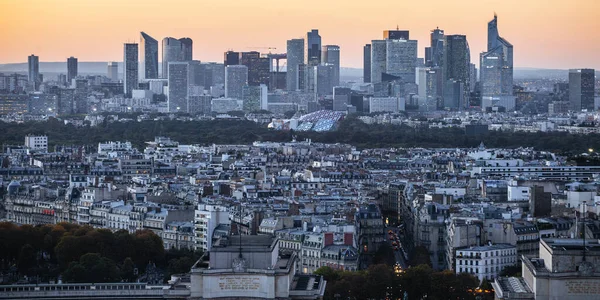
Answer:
[{"xmin": 386, "ymin": 226, "xmax": 408, "ymax": 270}]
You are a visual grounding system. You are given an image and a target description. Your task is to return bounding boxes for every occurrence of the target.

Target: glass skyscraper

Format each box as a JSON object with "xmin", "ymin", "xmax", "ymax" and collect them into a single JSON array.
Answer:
[
  {"xmin": 305, "ymin": 29, "xmax": 321, "ymax": 67},
  {"xmin": 140, "ymin": 32, "xmax": 158, "ymax": 79},
  {"xmin": 480, "ymin": 14, "xmax": 514, "ymax": 111},
  {"xmin": 321, "ymin": 45, "xmax": 340, "ymax": 87},
  {"xmin": 123, "ymin": 43, "xmax": 139, "ymax": 96},
  {"xmin": 569, "ymin": 69, "xmax": 596, "ymax": 111},
  {"xmin": 286, "ymin": 38, "xmax": 304, "ymax": 91},
  {"xmin": 28, "ymin": 54, "xmax": 39, "ymax": 87},
  {"xmin": 67, "ymin": 56, "xmax": 78, "ymax": 83},
  {"xmin": 162, "ymin": 37, "xmax": 193, "ymax": 78}
]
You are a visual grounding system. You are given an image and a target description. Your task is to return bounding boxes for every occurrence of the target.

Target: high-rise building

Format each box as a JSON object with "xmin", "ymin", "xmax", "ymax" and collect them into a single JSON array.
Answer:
[
  {"xmin": 242, "ymin": 84, "xmax": 268, "ymax": 112},
  {"xmin": 321, "ymin": 45, "xmax": 340, "ymax": 87},
  {"xmin": 569, "ymin": 69, "xmax": 596, "ymax": 111},
  {"xmin": 385, "ymin": 39, "xmax": 417, "ymax": 83},
  {"xmin": 180, "ymin": 38, "xmax": 193, "ymax": 61},
  {"xmin": 123, "ymin": 43, "xmax": 139, "ymax": 96},
  {"xmin": 140, "ymin": 32, "xmax": 159, "ymax": 79},
  {"xmin": 418, "ymin": 68, "xmax": 442, "ymax": 111},
  {"xmin": 383, "ymin": 30, "xmax": 409, "ymax": 40},
  {"xmin": 286, "ymin": 39, "xmax": 304, "ymax": 91},
  {"xmin": 305, "ymin": 29, "xmax": 321, "ymax": 67},
  {"xmin": 443, "ymin": 35, "xmax": 470, "ymax": 109},
  {"xmin": 425, "ymin": 28, "xmax": 444, "ymax": 68},
  {"xmin": 314, "ymin": 64, "xmax": 335, "ymax": 97},
  {"xmin": 443, "ymin": 79, "xmax": 465, "ymax": 109},
  {"xmin": 162, "ymin": 37, "xmax": 193, "ymax": 78},
  {"xmin": 28, "ymin": 54, "xmax": 39, "ymax": 88},
  {"xmin": 67, "ymin": 56, "xmax": 78, "ymax": 83},
  {"xmin": 168, "ymin": 62, "xmax": 194, "ymax": 113},
  {"xmin": 469, "ymin": 63, "xmax": 477, "ymax": 92},
  {"xmin": 480, "ymin": 14, "xmax": 514, "ymax": 111},
  {"xmin": 370, "ymin": 40, "xmax": 386, "ymax": 84},
  {"xmin": 224, "ymin": 51, "xmax": 240, "ymax": 66},
  {"xmin": 363, "ymin": 44, "xmax": 371, "ymax": 83},
  {"xmin": 240, "ymin": 52, "xmax": 270, "ymax": 86},
  {"xmin": 225, "ymin": 65, "xmax": 248, "ymax": 100},
  {"xmin": 107, "ymin": 62, "xmax": 119, "ymax": 81}
]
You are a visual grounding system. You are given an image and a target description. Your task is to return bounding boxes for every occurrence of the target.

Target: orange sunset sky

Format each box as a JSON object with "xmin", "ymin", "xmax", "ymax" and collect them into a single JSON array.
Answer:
[{"xmin": 1, "ymin": 0, "xmax": 599, "ymax": 69}]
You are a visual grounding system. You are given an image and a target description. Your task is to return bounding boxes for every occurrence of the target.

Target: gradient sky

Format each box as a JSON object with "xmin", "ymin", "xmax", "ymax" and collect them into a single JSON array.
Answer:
[{"xmin": 1, "ymin": 0, "xmax": 599, "ymax": 69}]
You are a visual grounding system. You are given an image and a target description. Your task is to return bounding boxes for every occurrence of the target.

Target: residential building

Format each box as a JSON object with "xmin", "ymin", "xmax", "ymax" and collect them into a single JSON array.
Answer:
[{"xmin": 455, "ymin": 244, "xmax": 517, "ymax": 282}]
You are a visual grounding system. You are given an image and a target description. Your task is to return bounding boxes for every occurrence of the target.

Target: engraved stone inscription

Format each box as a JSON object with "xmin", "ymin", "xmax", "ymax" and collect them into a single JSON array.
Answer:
[
  {"xmin": 566, "ymin": 280, "xmax": 600, "ymax": 294},
  {"xmin": 218, "ymin": 276, "xmax": 261, "ymax": 291}
]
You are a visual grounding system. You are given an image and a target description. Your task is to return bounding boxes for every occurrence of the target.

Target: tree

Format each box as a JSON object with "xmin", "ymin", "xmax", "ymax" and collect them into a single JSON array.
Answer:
[
  {"xmin": 121, "ymin": 257, "xmax": 136, "ymax": 282},
  {"xmin": 410, "ymin": 246, "xmax": 432, "ymax": 267},
  {"xmin": 17, "ymin": 244, "xmax": 36, "ymax": 275}
]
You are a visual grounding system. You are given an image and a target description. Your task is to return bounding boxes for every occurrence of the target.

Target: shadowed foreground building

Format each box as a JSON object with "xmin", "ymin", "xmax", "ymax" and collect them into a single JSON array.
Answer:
[
  {"xmin": 493, "ymin": 238, "xmax": 600, "ymax": 300},
  {"xmin": 190, "ymin": 235, "xmax": 326, "ymax": 299}
]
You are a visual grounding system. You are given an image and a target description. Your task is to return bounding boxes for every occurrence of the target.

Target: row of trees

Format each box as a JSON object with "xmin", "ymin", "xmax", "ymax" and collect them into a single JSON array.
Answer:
[
  {"xmin": 0, "ymin": 222, "xmax": 200, "ymax": 283},
  {"xmin": 2, "ymin": 116, "xmax": 600, "ymax": 154},
  {"xmin": 315, "ymin": 264, "xmax": 489, "ymax": 300}
]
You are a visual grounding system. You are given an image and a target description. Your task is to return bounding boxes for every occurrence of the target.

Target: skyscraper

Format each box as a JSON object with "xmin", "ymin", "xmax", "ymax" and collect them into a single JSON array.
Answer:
[
  {"xmin": 480, "ymin": 14, "xmax": 514, "ymax": 111},
  {"xmin": 140, "ymin": 32, "xmax": 158, "ymax": 79},
  {"xmin": 305, "ymin": 29, "xmax": 321, "ymax": 66},
  {"xmin": 370, "ymin": 40, "xmax": 387, "ymax": 84},
  {"xmin": 385, "ymin": 39, "xmax": 418, "ymax": 83},
  {"xmin": 240, "ymin": 51, "xmax": 270, "ymax": 86},
  {"xmin": 224, "ymin": 51, "xmax": 240, "ymax": 66},
  {"xmin": 123, "ymin": 43, "xmax": 139, "ymax": 96},
  {"xmin": 168, "ymin": 62, "xmax": 193, "ymax": 113},
  {"xmin": 67, "ymin": 56, "xmax": 78, "ymax": 83},
  {"xmin": 286, "ymin": 38, "xmax": 304, "ymax": 91},
  {"xmin": 162, "ymin": 37, "xmax": 193, "ymax": 78},
  {"xmin": 321, "ymin": 45, "xmax": 340, "ymax": 87},
  {"xmin": 28, "ymin": 54, "xmax": 39, "ymax": 87},
  {"xmin": 225, "ymin": 65, "xmax": 248, "ymax": 100},
  {"xmin": 443, "ymin": 35, "xmax": 470, "ymax": 109},
  {"xmin": 425, "ymin": 28, "xmax": 444, "ymax": 68},
  {"xmin": 569, "ymin": 69, "xmax": 596, "ymax": 111},
  {"xmin": 363, "ymin": 44, "xmax": 371, "ymax": 83},
  {"xmin": 314, "ymin": 64, "xmax": 335, "ymax": 97},
  {"xmin": 107, "ymin": 62, "xmax": 119, "ymax": 81},
  {"xmin": 180, "ymin": 38, "xmax": 193, "ymax": 61}
]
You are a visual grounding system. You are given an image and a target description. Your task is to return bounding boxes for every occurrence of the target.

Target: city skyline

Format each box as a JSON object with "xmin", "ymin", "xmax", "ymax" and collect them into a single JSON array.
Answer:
[{"xmin": 1, "ymin": 0, "xmax": 599, "ymax": 69}]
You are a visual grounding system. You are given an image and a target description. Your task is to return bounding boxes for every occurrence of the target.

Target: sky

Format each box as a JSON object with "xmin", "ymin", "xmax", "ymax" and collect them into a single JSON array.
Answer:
[{"xmin": 1, "ymin": 0, "xmax": 599, "ymax": 69}]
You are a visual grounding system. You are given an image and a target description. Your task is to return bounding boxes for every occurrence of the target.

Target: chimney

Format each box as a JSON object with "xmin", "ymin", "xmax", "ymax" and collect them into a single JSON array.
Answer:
[
  {"xmin": 324, "ymin": 232, "xmax": 334, "ymax": 246},
  {"xmin": 344, "ymin": 232, "xmax": 353, "ymax": 246}
]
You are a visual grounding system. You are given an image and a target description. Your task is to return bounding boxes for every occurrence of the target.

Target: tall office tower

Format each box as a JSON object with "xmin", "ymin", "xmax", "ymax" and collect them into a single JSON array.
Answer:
[
  {"xmin": 425, "ymin": 28, "xmax": 444, "ymax": 68},
  {"xmin": 418, "ymin": 68, "xmax": 442, "ymax": 111},
  {"xmin": 314, "ymin": 64, "xmax": 335, "ymax": 97},
  {"xmin": 240, "ymin": 51, "xmax": 270, "ymax": 86},
  {"xmin": 443, "ymin": 35, "xmax": 470, "ymax": 109},
  {"xmin": 225, "ymin": 65, "xmax": 248, "ymax": 99},
  {"xmin": 286, "ymin": 38, "xmax": 304, "ymax": 91},
  {"xmin": 107, "ymin": 62, "xmax": 119, "ymax": 81},
  {"xmin": 569, "ymin": 69, "xmax": 596, "ymax": 111},
  {"xmin": 469, "ymin": 63, "xmax": 477, "ymax": 92},
  {"xmin": 242, "ymin": 84, "xmax": 268, "ymax": 112},
  {"xmin": 180, "ymin": 38, "xmax": 193, "ymax": 61},
  {"xmin": 385, "ymin": 39, "xmax": 418, "ymax": 83},
  {"xmin": 28, "ymin": 54, "xmax": 39, "ymax": 87},
  {"xmin": 383, "ymin": 29, "xmax": 409, "ymax": 40},
  {"xmin": 224, "ymin": 51, "xmax": 240, "ymax": 66},
  {"xmin": 443, "ymin": 79, "xmax": 465, "ymax": 109},
  {"xmin": 168, "ymin": 62, "xmax": 194, "ymax": 113},
  {"xmin": 305, "ymin": 29, "xmax": 321, "ymax": 66},
  {"xmin": 321, "ymin": 45, "xmax": 340, "ymax": 87},
  {"xmin": 140, "ymin": 32, "xmax": 158, "ymax": 79},
  {"xmin": 67, "ymin": 56, "xmax": 78, "ymax": 83},
  {"xmin": 162, "ymin": 37, "xmax": 193, "ymax": 78},
  {"xmin": 370, "ymin": 40, "xmax": 387, "ymax": 84},
  {"xmin": 123, "ymin": 43, "xmax": 139, "ymax": 96},
  {"xmin": 364, "ymin": 44, "xmax": 371, "ymax": 83},
  {"xmin": 480, "ymin": 14, "xmax": 514, "ymax": 111}
]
